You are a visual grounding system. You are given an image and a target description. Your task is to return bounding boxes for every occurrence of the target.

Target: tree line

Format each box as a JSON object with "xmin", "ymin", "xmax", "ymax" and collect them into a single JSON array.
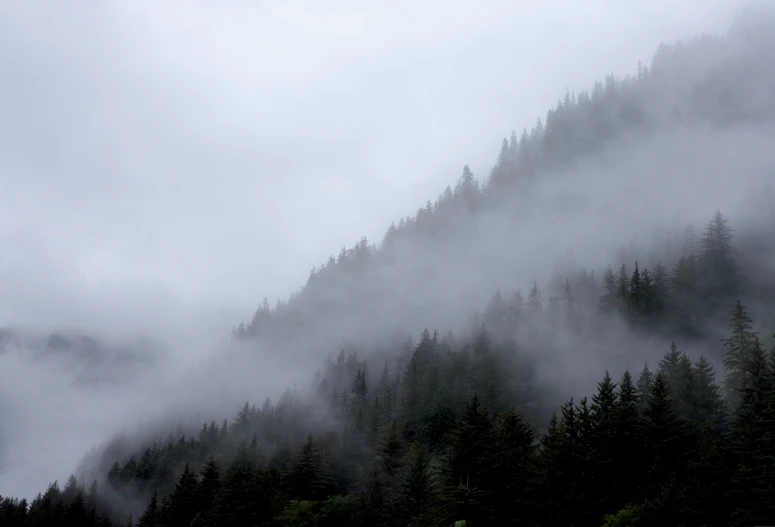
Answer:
[{"xmin": 2, "ymin": 295, "xmax": 774, "ymax": 525}]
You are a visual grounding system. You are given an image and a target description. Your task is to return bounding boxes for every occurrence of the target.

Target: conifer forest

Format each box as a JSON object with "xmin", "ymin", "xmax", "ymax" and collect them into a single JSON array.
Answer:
[{"xmin": 3, "ymin": 6, "xmax": 775, "ymax": 527}]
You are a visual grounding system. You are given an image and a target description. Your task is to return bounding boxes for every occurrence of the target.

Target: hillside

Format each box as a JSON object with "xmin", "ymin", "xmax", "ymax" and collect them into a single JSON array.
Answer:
[
  {"xmin": 2, "ymin": 9, "xmax": 775, "ymax": 527},
  {"xmin": 233, "ymin": 10, "xmax": 775, "ymax": 364}
]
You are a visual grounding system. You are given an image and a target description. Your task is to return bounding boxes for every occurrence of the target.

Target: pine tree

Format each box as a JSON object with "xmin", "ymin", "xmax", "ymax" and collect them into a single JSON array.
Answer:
[
  {"xmin": 138, "ymin": 492, "xmax": 160, "ymax": 527},
  {"xmin": 285, "ymin": 436, "xmax": 336, "ymax": 502},
  {"xmin": 628, "ymin": 262, "xmax": 642, "ymax": 314},
  {"xmin": 536, "ymin": 413, "xmax": 571, "ymax": 526},
  {"xmin": 441, "ymin": 395, "xmax": 495, "ymax": 525},
  {"xmin": 721, "ymin": 300, "xmax": 760, "ymax": 407},
  {"xmin": 729, "ymin": 338, "xmax": 775, "ymax": 526},
  {"xmin": 590, "ymin": 372, "xmax": 619, "ymax": 519},
  {"xmin": 212, "ymin": 453, "xmax": 267, "ymax": 527},
  {"xmin": 165, "ymin": 463, "xmax": 199, "ymax": 526},
  {"xmin": 471, "ymin": 326, "xmax": 502, "ymax": 410},
  {"xmin": 358, "ymin": 466, "xmax": 386, "ymax": 526},
  {"xmin": 651, "ymin": 263, "xmax": 670, "ymax": 316},
  {"xmin": 613, "ymin": 370, "xmax": 644, "ymax": 509},
  {"xmin": 398, "ymin": 442, "xmax": 436, "ymax": 526},
  {"xmin": 527, "ymin": 282, "xmax": 542, "ymax": 315},
  {"xmin": 685, "ymin": 422, "xmax": 731, "ymax": 526},
  {"xmin": 63, "ymin": 492, "xmax": 87, "ymax": 526},
  {"xmin": 700, "ymin": 210, "xmax": 738, "ymax": 296},
  {"xmin": 563, "ymin": 279, "xmax": 580, "ymax": 332},
  {"xmin": 657, "ymin": 341, "xmax": 693, "ymax": 419},
  {"xmin": 616, "ymin": 263, "xmax": 629, "ymax": 310},
  {"xmin": 641, "ymin": 374, "xmax": 692, "ymax": 507},
  {"xmin": 639, "ymin": 267, "xmax": 654, "ymax": 316},
  {"xmin": 484, "ymin": 290, "xmax": 509, "ymax": 337},
  {"xmin": 636, "ymin": 363, "xmax": 654, "ymax": 411},
  {"xmin": 509, "ymin": 289, "xmax": 525, "ymax": 326},
  {"xmin": 377, "ymin": 361, "xmax": 394, "ymax": 423},
  {"xmin": 197, "ymin": 457, "xmax": 221, "ymax": 521},
  {"xmin": 489, "ymin": 408, "xmax": 537, "ymax": 524},
  {"xmin": 689, "ymin": 356, "xmax": 726, "ymax": 432},
  {"xmin": 671, "ymin": 255, "xmax": 701, "ymax": 334},
  {"xmin": 377, "ymin": 420, "xmax": 404, "ymax": 496},
  {"xmin": 600, "ymin": 266, "xmax": 618, "ymax": 313}
]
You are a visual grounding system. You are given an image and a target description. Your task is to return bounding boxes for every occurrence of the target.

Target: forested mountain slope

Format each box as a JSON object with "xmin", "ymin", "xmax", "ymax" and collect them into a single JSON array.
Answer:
[
  {"xmin": 3, "ymin": 9, "xmax": 775, "ymax": 527},
  {"xmin": 233, "ymin": 10, "xmax": 775, "ymax": 372}
]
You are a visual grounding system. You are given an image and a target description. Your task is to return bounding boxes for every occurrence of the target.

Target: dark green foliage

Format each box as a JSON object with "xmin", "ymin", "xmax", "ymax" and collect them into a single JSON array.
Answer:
[
  {"xmin": 285, "ymin": 436, "xmax": 336, "ymax": 502},
  {"xmin": 163, "ymin": 463, "xmax": 198, "ymax": 526},
  {"xmin": 728, "ymin": 338, "xmax": 775, "ymax": 525},
  {"xmin": 701, "ymin": 210, "xmax": 739, "ymax": 297},
  {"xmin": 397, "ymin": 442, "xmax": 436, "ymax": 526},
  {"xmin": 722, "ymin": 300, "xmax": 759, "ymax": 407},
  {"xmin": 9, "ymin": 310, "xmax": 775, "ymax": 527},
  {"xmin": 488, "ymin": 409, "xmax": 537, "ymax": 524},
  {"xmin": 641, "ymin": 374, "xmax": 693, "ymax": 505},
  {"xmin": 137, "ymin": 492, "xmax": 159, "ymax": 527},
  {"xmin": 635, "ymin": 363, "xmax": 654, "ymax": 411}
]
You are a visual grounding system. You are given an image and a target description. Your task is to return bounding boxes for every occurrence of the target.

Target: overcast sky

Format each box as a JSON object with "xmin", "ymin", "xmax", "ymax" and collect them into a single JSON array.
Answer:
[{"xmin": 0, "ymin": 0, "xmax": 748, "ymax": 336}]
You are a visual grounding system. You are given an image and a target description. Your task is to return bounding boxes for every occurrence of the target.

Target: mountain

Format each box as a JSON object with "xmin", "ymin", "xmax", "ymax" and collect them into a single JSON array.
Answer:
[
  {"xmin": 233, "ymin": 10, "xmax": 775, "ymax": 363},
  {"xmin": 3, "ymin": 9, "xmax": 775, "ymax": 527}
]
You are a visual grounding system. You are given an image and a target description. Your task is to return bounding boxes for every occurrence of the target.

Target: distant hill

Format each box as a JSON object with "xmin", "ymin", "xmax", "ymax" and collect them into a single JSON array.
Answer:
[{"xmin": 0, "ymin": 328, "xmax": 156, "ymax": 388}]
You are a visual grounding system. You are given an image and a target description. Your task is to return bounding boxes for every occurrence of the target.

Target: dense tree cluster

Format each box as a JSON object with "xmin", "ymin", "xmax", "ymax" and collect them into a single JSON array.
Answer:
[{"xmin": 3, "ymin": 302, "xmax": 774, "ymax": 526}]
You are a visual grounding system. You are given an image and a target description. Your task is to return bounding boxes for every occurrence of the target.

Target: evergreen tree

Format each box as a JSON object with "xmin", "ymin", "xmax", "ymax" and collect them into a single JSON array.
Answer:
[
  {"xmin": 641, "ymin": 373, "xmax": 692, "ymax": 513},
  {"xmin": 671, "ymin": 255, "xmax": 702, "ymax": 334},
  {"xmin": 685, "ymin": 422, "xmax": 731, "ymax": 526},
  {"xmin": 651, "ymin": 263, "xmax": 670, "ymax": 316},
  {"xmin": 285, "ymin": 436, "xmax": 336, "ymax": 502},
  {"xmin": 212, "ymin": 443, "xmax": 275, "ymax": 527},
  {"xmin": 441, "ymin": 395, "xmax": 495, "ymax": 525},
  {"xmin": 600, "ymin": 266, "xmax": 618, "ymax": 313},
  {"xmin": 471, "ymin": 326, "xmax": 502, "ymax": 410},
  {"xmin": 689, "ymin": 356, "xmax": 726, "ymax": 432},
  {"xmin": 377, "ymin": 420, "xmax": 405, "ymax": 497},
  {"xmin": 636, "ymin": 363, "xmax": 654, "ymax": 411},
  {"xmin": 590, "ymin": 371, "xmax": 619, "ymax": 519},
  {"xmin": 628, "ymin": 262, "xmax": 642, "ymax": 314},
  {"xmin": 197, "ymin": 457, "xmax": 221, "ymax": 521},
  {"xmin": 398, "ymin": 442, "xmax": 436, "ymax": 526},
  {"xmin": 613, "ymin": 370, "xmax": 644, "ymax": 509},
  {"xmin": 616, "ymin": 263, "xmax": 629, "ymax": 309},
  {"xmin": 509, "ymin": 289, "xmax": 525, "ymax": 326},
  {"xmin": 165, "ymin": 463, "xmax": 199, "ymax": 527},
  {"xmin": 527, "ymin": 282, "xmax": 542, "ymax": 315},
  {"xmin": 488, "ymin": 408, "xmax": 537, "ymax": 524},
  {"xmin": 700, "ymin": 210, "xmax": 738, "ymax": 296},
  {"xmin": 138, "ymin": 492, "xmax": 160, "ymax": 527},
  {"xmin": 722, "ymin": 300, "xmax": 760, "ymax": 407},
  {"xmin": 657, "ymin": 341, "xmax": 693, "ymax": 419},
  {"xmin": 729, "ymin": 338, "xmax": 775, "ymax": 526}
]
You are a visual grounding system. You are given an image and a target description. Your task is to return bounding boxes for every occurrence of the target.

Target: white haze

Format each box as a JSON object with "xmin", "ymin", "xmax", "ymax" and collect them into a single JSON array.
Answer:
[{"xmin": 0, "ymin": 0, "xmax": 766, "ymax": 501}]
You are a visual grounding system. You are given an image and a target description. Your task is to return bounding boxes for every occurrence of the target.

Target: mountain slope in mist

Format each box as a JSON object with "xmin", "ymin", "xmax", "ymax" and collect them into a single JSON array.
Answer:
[
  {"xmin": 233, "ymin": 11, "xmax": 775, "ymax": 369},
  {"xmin": 3, "ymin": 9, "xmax": 775, "ymax": 527}
]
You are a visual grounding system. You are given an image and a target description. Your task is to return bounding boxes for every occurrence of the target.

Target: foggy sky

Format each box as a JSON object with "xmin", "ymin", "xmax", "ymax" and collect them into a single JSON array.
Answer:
[
  {"xmin": 0, "ymin": 0, "xmax": 747, "ymax": 333},
  {"xmin": 0, "ymin": 0, "xmax": 760, "ymax": 502}
]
